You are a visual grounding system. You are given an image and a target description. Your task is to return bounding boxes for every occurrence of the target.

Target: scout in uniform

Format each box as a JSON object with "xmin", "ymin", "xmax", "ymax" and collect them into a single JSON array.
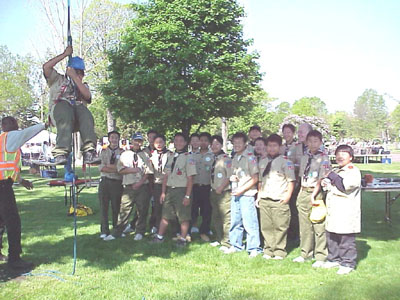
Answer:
[
  {"xmin": 256, "ymin": 134, "xmax": 296, "ymax": 260},
  {"xmin": 104, "ymin": 133, "xmax": 154, "ymax": 241},
  {"xmin": 191, "ymin": 132, "xmax": 214, "ymax": 241},
  {"xmin": 148, "ymin": 134, "xmax": 171, "ymax": 234},
  {"xmin": 43, "ymin": 45, "xmax": 100, "ymax": 165},
  {"xmin": 143, "ymin": 129, "xmax": 158, "ymax": 156},
  {"xmin": 98, "ymin": 131, "xmax": 124, "ymax": 239},
  {"xmin": 209, "ymin": 135, "xmax": 232, "ymax": 251},
  {"xmin": 225, "ymin": 132, "xmax": 261, "ymax": 257},
  {"xmin": 254, "ymin": 137, "xmax": 267, "ymax": 161},
  {"xmin": 1, "ymin": 116, "xmax": 46, "ymax": 270},
  {"xmin": 321, "ymin": 145, "xmax": 361, "ymax": 275},
  {"xmin": 293, "ymin": 130, "xmax": 330, "ymax": 266},
  {"xmin": 280, "ymin": 123, "xmax": 297, "ymax": 156},
  {"xmin": 152, "ymin": 133, "xmax": 197, "ymax": 246},
  {"xmin": 189, "ymin": 133, "xmax": 200, "ymax": 154}
]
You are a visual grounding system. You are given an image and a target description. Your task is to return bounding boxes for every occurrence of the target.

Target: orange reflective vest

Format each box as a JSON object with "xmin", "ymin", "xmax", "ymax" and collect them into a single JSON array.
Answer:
[{"xmin": 0, "ymin": 132, "xmax": 21, "ymax": 182}]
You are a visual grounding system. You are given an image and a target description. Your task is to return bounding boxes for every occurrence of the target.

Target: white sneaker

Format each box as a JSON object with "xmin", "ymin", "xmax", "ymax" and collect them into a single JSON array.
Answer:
[
  {"xmin": 293, "ymin": 256, "xmax": 306, "ymax": 263},
  {"xmin": 99, "ymin": 234, "xmax": 107, "ymax": 239},
  {"xmin": 123, "ymin": 224, "xmax": 135, "ymax": 234},
  {"xmin": 312, "ymin": 261, "xmax": 325, "ymax": 268},
  {"xmin": 121, "ymin": 233, "xmax": 126, "ymax": 238},
  {"xmin": 134, "ymin": 233, "xmax": 143, "ymax": 241},
  {"xmin": 337, "ymin": 266, "xmax": 354, "ymax": 275},
  {"xmin": 103, "ymin": 235, "xmax": 116, "ymax": 241},
  {"xmin": 151, "ymin": 226, "xmax": 158, "ymax": 234},
  {"xmin": 249, "ymin": 250, "xmax": 259, "ymax": 258},
  {"xmin": 210, "ymin": 241, "xmax": 220, "ymax": 247},
  {"xmin": 191, "ymin": 227, "xmax": 199, "ymax": 234},
  {"xmin": 262, "ymin": 254, "xmax": 272, "ymax": 260},
  {"xmin": 219, "ymin": 246, "xmax": 229, "ymax": 252},
  {"xmin": 322, "ymin": 261, "xmax": 340, "ymax": 269},
  {"xmin": 273, "ymin": 256, "xmax": 284, "ymax": 260},
  {"xmin": 208, "ymin": 230, "xmax": 213, "ymax": 235},
  {"xmin": 223, "ymin": 247, "xmax": 238, "ymax": 254}
]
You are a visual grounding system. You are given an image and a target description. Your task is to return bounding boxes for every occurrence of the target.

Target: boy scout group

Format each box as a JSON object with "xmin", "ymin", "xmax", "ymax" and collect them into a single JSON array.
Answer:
[{"xmin": 97, "ymin": 123, "xmax": 362, "ymax": 275}]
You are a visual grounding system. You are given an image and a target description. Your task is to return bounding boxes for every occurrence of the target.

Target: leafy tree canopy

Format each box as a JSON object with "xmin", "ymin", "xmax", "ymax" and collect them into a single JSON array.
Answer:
[{"xmin": 291, "ymin": 96, "xmax": 328, "ymax": 117}]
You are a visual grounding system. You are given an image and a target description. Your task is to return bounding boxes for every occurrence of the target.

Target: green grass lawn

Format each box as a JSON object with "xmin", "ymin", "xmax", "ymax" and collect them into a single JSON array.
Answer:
[{"xmin": 1, "ymin": 163, "xmax": 400, "ymax": 300}]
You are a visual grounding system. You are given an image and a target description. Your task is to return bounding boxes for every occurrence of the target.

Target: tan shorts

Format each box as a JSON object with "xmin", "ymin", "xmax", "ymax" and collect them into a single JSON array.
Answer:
[{"xmin": 162, "ymin": 187, "xmax": 191, "ymax": 222}]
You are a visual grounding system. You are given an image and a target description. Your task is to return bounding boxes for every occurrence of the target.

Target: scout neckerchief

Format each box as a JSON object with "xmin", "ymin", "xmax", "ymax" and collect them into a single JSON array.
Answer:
[
  {"xmin": 156, "ymin": 147, "xmax": 168, "ymax": 173},
  {"xmin": 284, "ymin": 140, "xmax": 294, "ymax": 156},
  {"xmin": 262, "ymin": 154, "xmax": 280, "ymax": 177},
  {"xmin": 211, "ymin": 150, "xmax": 225, "ymax": 183},
  {"xmin": 303, "ymin": 149, "xmax": 323, "ymax": 181},
  {"xmin": 171, "ymin": 150, "xmax": 185, "ymax": 173},
  {"xmin": 132, "ymin": 148, "xmax": 142, "ymax": 168},
  {"xmin": 108, "ymin": 145, "xmax": 118, "ymax": 164}
]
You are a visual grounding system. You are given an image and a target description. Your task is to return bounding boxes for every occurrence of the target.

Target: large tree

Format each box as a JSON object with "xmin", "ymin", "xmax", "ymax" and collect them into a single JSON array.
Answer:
[
  {"xmin": 103, "ymin": 0, "xmax": 262, "ymax": 136},
  {"xmin": 353, "ymin": 89, "xmax": 387, "ymax": 140},
  {"xmin": 291, "ymin": 96, "xmax": 328, "ymax": 117}
]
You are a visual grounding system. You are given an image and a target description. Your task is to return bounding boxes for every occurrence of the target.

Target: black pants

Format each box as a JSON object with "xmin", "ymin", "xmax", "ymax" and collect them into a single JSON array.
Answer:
[
  {"xmin": 287, "ymin": 183, "xmax": 300, "ymax": 241},
  {"xmin": 0, "ymin": 179, "xmax": 22, "ymax": 260},
  {"xmin": 326, "ymin": 231, "xmax": 357, "ymax": 268},
  {"xmin": 191, "ymin": 184, "xmax": 212, "ymax": 234},
  {"xmin": 0, "ymin": 216, "xmax": 5, "ymax": 250}
]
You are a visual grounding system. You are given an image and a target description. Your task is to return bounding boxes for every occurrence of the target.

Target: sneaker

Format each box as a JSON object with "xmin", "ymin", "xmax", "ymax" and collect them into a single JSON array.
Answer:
[
  {"xmin": 134, "ymin": 233, "xmax": 143, "ymax": 241},
  {"xmin": 312, "ymin": 261, "xmax": 325, "ymax": 268},
  {"xmin": 272, "ymin": 256, "xmax": 284, "ymax": 260},
  {"xmin": 322, "ymin": 261, "xmax": 340, "ymax": 269},
  {"xmin": 103, "ymin": 235, "xmax": 116, "ymax": 241},
  {"xmin": 172, "ymin": 233, "xmax": 182, "ymax": 241},
  {"xmin": 83, "ymin": 150, "xmax": 101, "ymax": 165},
  {"xmin": 219, "ymin": 246, "xmax": 229, "ymax": 252},
  {"xmin": 99, "ymin": 233, "xmax": 107, "ymax": 239},
  {"xmin": 293, "ymin": 256, "xmax": 306, "ymax": 263},
  {"xmin": 54, "ymin": 155, "xmax": 67, "ymax": 165},
  {"xmin": 262, "ymin": 254, "xmax": 272, "ymax": 260},
  {"xmin": 210, "ymin": 241, "xmax": 220, "ymax": 247},
  {"xmin": 200, "ymin": 233, "xmax": 210, "ymax": 242},
  {"xmin": 150, "ymin": 235, "xmax": 164, "ymax": 244},
  {"xmin": 185, "ymin": 234, "xmax": 192, "ymax": 243},
  {"xmin": 123, "ymin": 224, "xmax": 135, "ymax": 234},
  {"xmin": 190, "ymin": 227, "xmax": 199, "ymax": 234},
  {"xmin": 151, "ymin": 226, "xmax": 158, "ymax": 234},
  {"xmin": 224, "ymin": 247, "xmax": 238, "ymax": 254},
  {"xmin": 7, "ymin": 258, "xmax": 34, "ymax": 270},
  {"xmin": 208, "ymin": 230, "xmax": 213, "ymax": 235},
  {"xmin": 176, "ymin": 237, "xmax": 187, "ymax": 247},
  {"xmin": 337, "ymin": 266, "xmax": 354, "ymax": 275},
  {"xmin": 249, "ymin": 250, "xmax": 259, "ymax": 258}
]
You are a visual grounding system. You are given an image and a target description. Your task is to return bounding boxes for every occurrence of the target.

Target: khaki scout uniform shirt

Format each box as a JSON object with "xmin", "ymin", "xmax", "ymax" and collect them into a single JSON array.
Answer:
[
  {"xmin": 231, "ymin": 151, "xmax": 259, "ymax": 196},
  {"xmin": 299, "ymin": 151, "xmax": 331, "ymax": 188},
  {"xmin": 164, "ymin": 152, "xmax": 197, "ymax": 188},
  {"xmin": 117, "ymin": 150, "xmax": 154, "ymax": 185},
  {"xmin": 280, "ymin": 140, "xmax": 296, "ymax": 156},
  {"xmin": 211, "ymin": 152, "xmax": 232, "ymax": 191},
  {"xmin": 258, "ymin": 155, "xmax": 296, "ymax": 200},
  {"xmin": 193, "ymin": 150, "xmax": 214, "ymax": 185},
  {"xmin": 325, "ymin": 163, "xmax": 361, "ymax": 234},
  {"xmin": 98, "ymin": 146, "xmax": 123, "ymax": 180},
  {"xmin": 149, "ymin": 149, "xmax": 170, "ymax": 184},
  {"xmin": 46, "ymin": 69, "xmax": 90, "ymax": 126},
  {"xmin": 287, "ymin": 142, "xmax": 306, "ymax": 171}
]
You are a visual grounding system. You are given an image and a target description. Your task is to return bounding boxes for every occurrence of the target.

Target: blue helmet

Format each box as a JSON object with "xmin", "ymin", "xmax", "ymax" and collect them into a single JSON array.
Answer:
[{"xmin": 68, "ymin": 56, "xmax": 85, "ymax": 70}]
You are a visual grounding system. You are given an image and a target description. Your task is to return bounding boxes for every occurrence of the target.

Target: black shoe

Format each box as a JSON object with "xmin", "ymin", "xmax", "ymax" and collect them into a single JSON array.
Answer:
[
  {"xmin": 54, "ymin": 155, "xmax": 68, "ymax": 165},
  {"xmin": 7, "ymin": 258, "xmax": 34, "ymax": 271},
  {"xmin": 83, "ymin": 150, "xmax": 101, "ymax": 165}
]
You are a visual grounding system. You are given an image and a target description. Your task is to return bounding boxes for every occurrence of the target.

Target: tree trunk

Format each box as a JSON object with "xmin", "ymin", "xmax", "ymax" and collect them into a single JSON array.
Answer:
[
  {"xmin": 221, "ymin": 117, "xmax": 228, "ymax": 152},
  {"xmin": 107, "ymin": 109, "xmax": 116, "ymax": 132}
]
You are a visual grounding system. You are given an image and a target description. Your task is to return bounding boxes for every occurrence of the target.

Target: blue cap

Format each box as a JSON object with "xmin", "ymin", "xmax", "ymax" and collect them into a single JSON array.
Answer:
[
  {"xmin": 68, "ymin": 56, "xmax": 85, "ymax": 70},
  {"xmin": 132, "ymin": 132, "xmax": 144, "ymax": 140}
]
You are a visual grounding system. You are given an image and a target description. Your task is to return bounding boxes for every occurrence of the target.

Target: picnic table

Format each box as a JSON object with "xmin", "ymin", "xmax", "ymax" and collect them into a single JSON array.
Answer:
[
  {"xmin": 362, "ymin": 178, "xmax": 400, "ymax": 223},
  {"xmin": 48, "ymin": 179, "xmax": 99, "ymax": 206},
  {"xmin": 329, "ymin": 154, "xmax": 391, "ymax": 164}
]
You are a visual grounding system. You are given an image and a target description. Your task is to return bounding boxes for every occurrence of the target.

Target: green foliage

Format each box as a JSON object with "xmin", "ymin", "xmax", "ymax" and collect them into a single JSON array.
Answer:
[
  {"xmin": 281, "ymin": 114, "xmax": 330, "ymax": 138},
  {"xmin": 0, "ymin": 46, "xmax": 39, "ymax": 127},
  {"xmin": 390, "ymin": 104, "xmax": 400, "ymax": 141},
  {"xmin": 291, "ymin": 96, "xmax": 328, "ymax": 117},
  {"xmin": 102, "ymin": 0, "xmax": 262, "ymax": 136},
  {"xmin": 353, "ymin": 89, "xmax": 387, "ymax": 140},
  {"xmin": 328, "ymin": 111, "xmax": 353, "ymax": 140}
]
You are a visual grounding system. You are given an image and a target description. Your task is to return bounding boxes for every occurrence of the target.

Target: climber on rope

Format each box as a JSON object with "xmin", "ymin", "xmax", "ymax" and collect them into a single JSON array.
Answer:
[{"xmin": 43, "ymin": 45, "xmax": 100, "ymax": 165}]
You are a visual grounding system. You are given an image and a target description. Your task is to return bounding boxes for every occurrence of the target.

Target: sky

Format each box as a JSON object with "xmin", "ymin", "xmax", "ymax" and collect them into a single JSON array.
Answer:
[{"xmin": 1, "ymin": 0, "xmax": 399, "ymax": 113}]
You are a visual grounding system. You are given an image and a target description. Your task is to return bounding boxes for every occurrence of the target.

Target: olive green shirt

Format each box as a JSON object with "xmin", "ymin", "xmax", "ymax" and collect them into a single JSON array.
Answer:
[
  {"xmin": 211, "ymin": 152, "xmax": 233, "ymax": 191},
  {"xmin": 231, "ymin": 151, "xmax": 259, "ymax": 196},
  {"xmin": 98, "ymin": 146, "xmax": 123, "ymax": 180},
  {"xmin": 258, "ymin": 155, "xmax": 296, "ymax": 200},
  {"xmin": 193, "ymin": 150, "xmax": 214, "ymax": 185},
  {"xmin": 117, "ymin": 150, "xmax": 154, "ymax": 185},
  {"xmin": 164, "ymin": 152, "xmax": 197, "ymax": 188},
  {"xmin": 299, "ymin": 151, "xmax": 331, "ymax": 188}
]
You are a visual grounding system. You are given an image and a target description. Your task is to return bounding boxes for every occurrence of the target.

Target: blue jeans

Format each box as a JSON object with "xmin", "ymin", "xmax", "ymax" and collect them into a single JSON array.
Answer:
[{"xmin": 229, "ymin": 195, "xmax": 261, "ymax": 252}]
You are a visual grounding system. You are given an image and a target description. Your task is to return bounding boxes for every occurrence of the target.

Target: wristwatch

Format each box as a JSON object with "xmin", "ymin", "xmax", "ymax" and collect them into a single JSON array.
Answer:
[{"xmin": 184, "ymin": 195, "xmax": 190, "ymax": 199}]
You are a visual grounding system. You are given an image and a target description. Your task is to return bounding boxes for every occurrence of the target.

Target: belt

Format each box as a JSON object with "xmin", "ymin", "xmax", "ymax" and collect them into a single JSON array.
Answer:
[
  {"xmin": 101, "ymin": 176, "xmax": 122, "ymax": 182},
  {"xmin": 264, "ymin": 197, "xmax": 280, "ymax": 202},
  {"xmin": 194, "ymin": 184, "xmax": 211, "ymax": 187},
  {"xmin": 302, "ymin": 187, "xmax": 315, "ymax": 193},
  {"xmin": 0, "ymin": 178, "xmax": 13, "ymax": 187}
]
